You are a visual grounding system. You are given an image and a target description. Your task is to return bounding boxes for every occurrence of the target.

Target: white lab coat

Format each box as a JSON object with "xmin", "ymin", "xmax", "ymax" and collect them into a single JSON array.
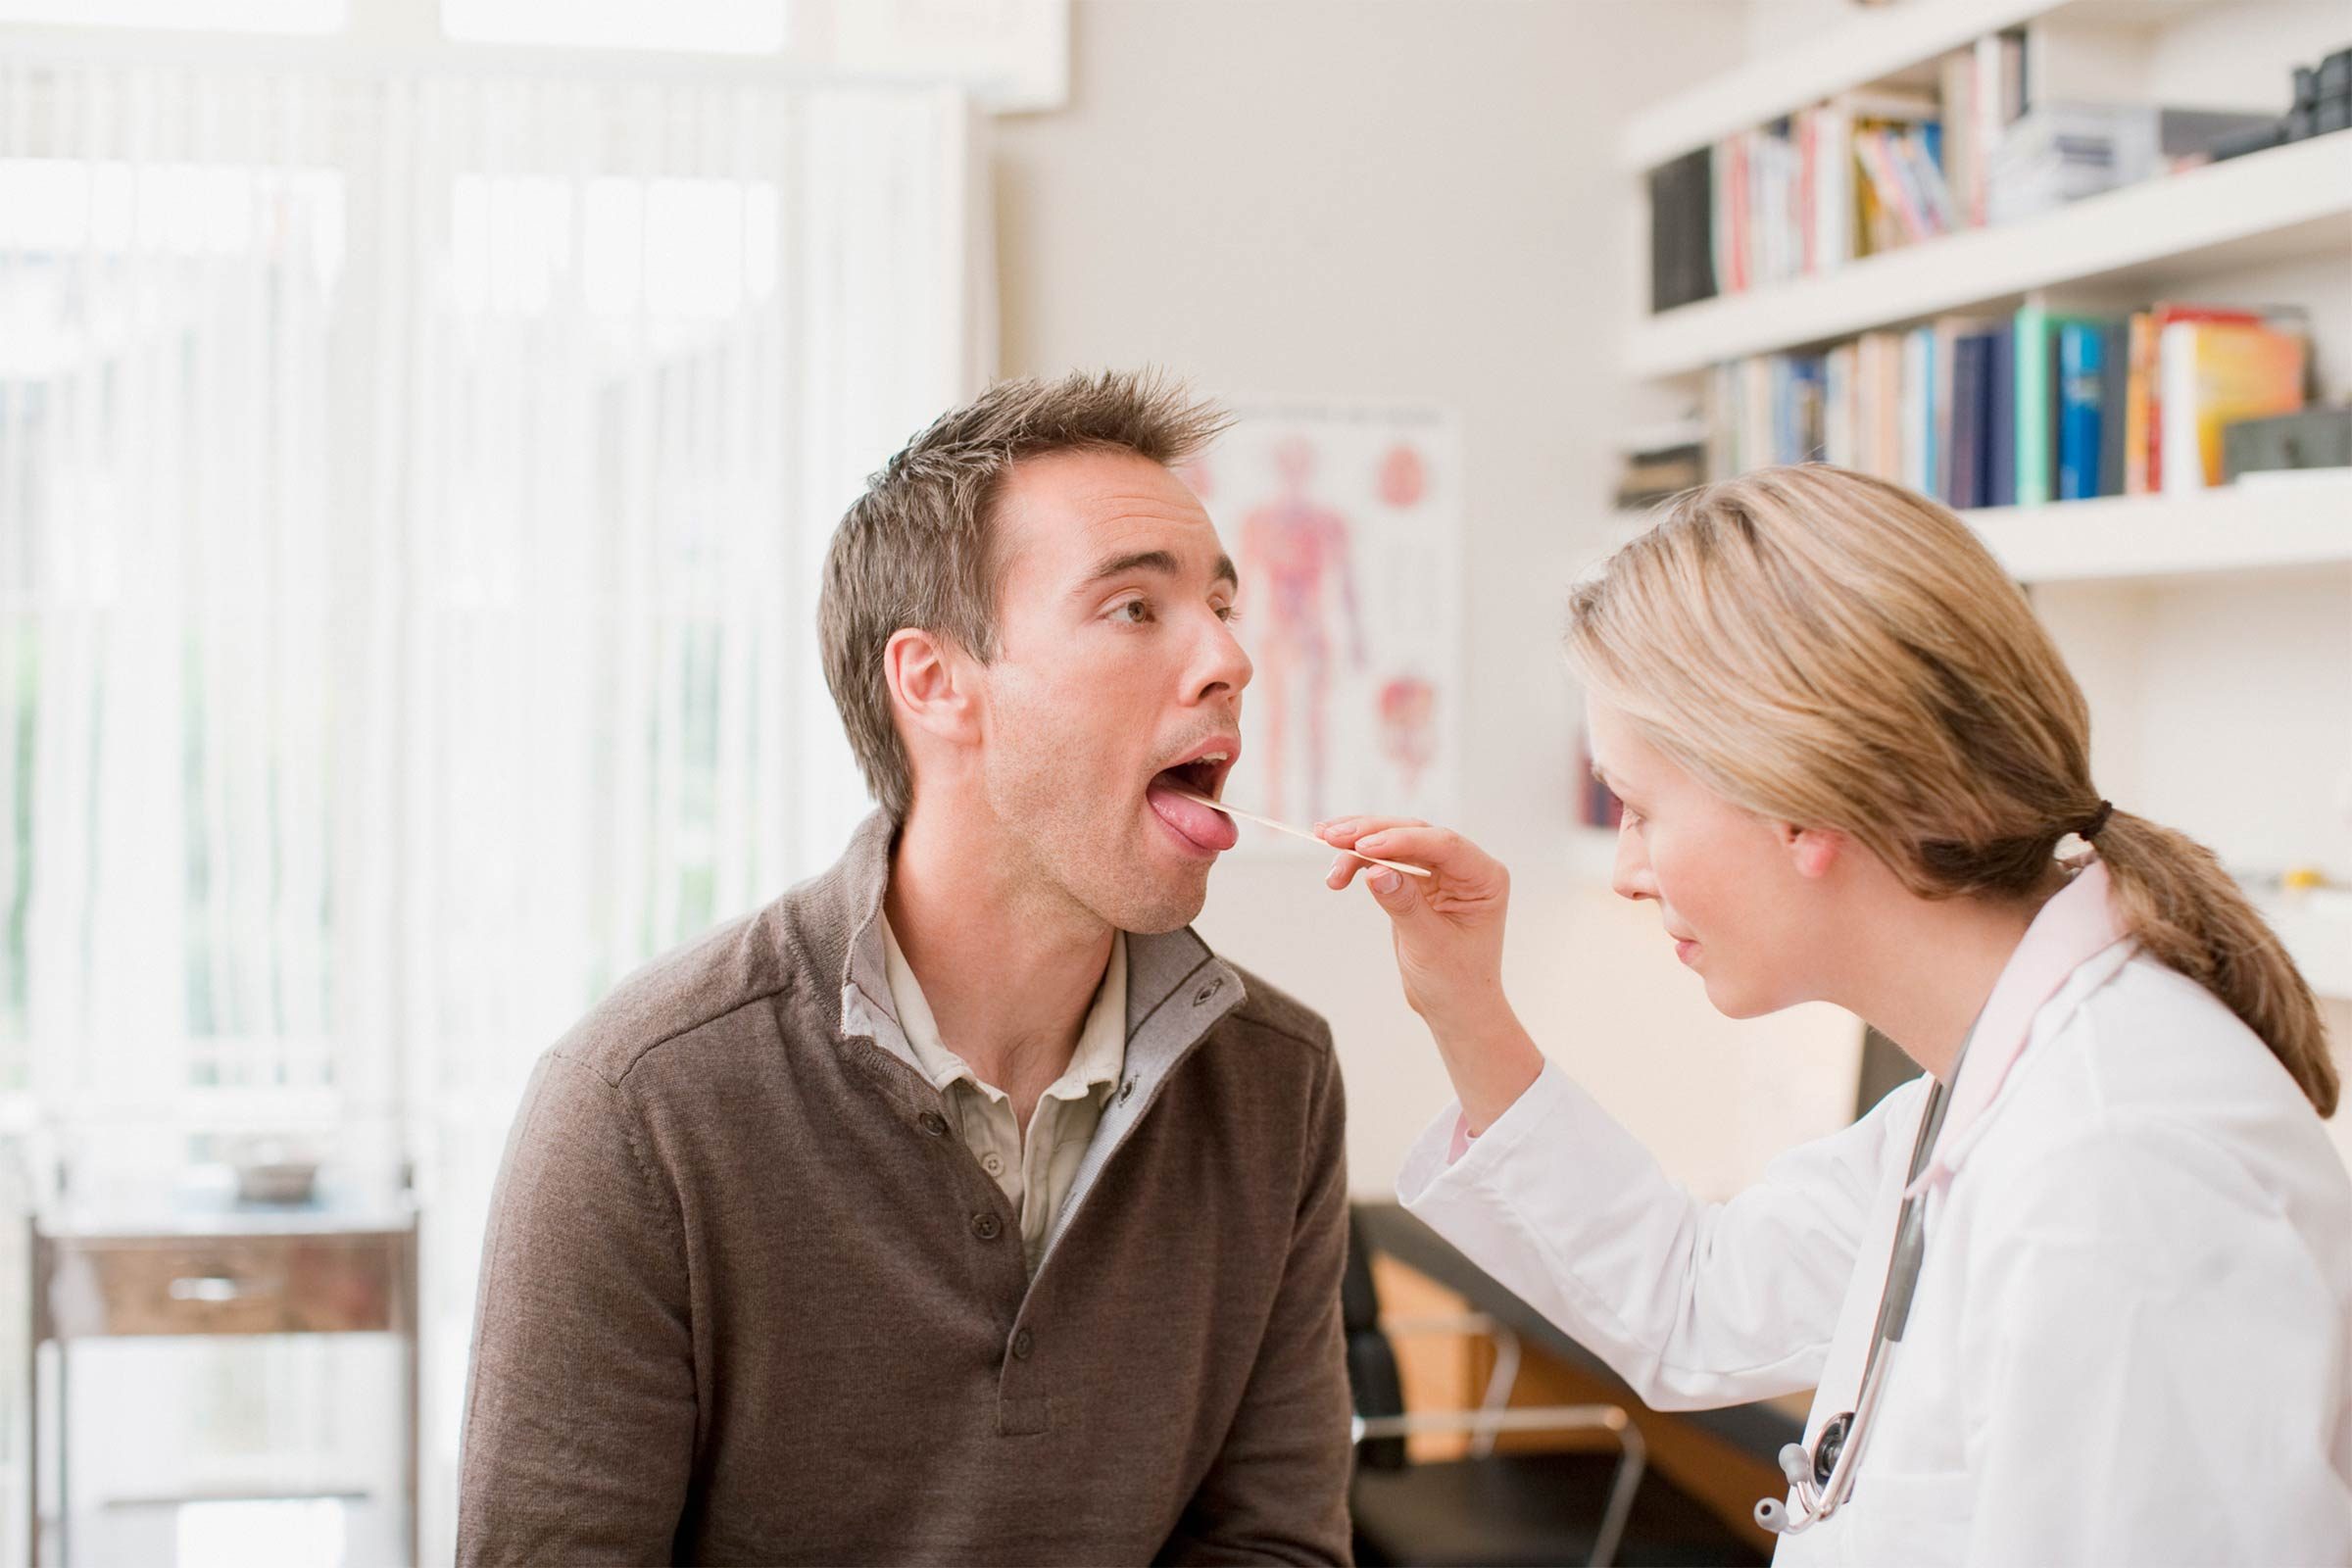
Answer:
[{"xmin": 1397, "ymin": 938, "xmax": 2352, "ymax": 1566}]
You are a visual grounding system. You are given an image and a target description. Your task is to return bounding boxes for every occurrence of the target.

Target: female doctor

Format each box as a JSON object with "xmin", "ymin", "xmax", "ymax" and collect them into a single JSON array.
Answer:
[{"xmin": 1318, "ymin": 466, "xmax": 2351, "ymax": 1565}]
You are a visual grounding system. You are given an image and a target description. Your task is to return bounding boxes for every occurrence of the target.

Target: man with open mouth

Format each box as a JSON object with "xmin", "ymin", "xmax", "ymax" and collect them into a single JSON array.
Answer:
[{"xmin": 458, "ymin": 369, "xmax": 1352, "ymax": 1565}]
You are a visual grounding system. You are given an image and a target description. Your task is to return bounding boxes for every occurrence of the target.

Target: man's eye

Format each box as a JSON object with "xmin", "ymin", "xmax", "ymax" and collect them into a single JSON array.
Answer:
[
  {"xmin": 1111, "ymin": 599, "xmax": 1153, "ymax": 625},
  {"xmin": 1215, "ymin": 604, "xmax": 1241, "ymax": 624}
]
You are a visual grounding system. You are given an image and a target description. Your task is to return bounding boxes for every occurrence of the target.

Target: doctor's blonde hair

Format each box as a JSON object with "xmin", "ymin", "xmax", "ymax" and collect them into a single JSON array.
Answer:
[{"xmin": 1567, "ymin": 465, "xmax": 2336, "ymax": 1118}]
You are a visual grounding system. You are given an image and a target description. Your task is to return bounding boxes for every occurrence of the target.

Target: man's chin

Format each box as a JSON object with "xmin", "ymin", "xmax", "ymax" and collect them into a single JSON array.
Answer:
[
  {"xmin": 1092, "ymin": 851, "xmax": 1213, "ymax": 935},
  {"xmin": 1106, "ymin": 874, "xmax": 1211, "ymax": 936}
]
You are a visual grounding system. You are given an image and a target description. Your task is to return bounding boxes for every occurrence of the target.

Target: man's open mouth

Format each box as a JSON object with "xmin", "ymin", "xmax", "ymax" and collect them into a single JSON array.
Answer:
[{"xmin": 1145, "ymin": 744, "xmax": 1241, "ymax": 854}]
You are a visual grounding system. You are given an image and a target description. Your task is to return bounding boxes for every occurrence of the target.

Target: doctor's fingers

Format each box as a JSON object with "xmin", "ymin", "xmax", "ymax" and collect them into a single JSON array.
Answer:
[
  {"xmin": 1319, "ymin": 815, "xmax": 1429, "ymax": 890},
  {"xmin": 1328, "ymin": 824, "xmax": 1509, "ymax": 904},
  {"xmin": 1317, "ymin": 814, "xmax": 1429, "ymax": 848}
]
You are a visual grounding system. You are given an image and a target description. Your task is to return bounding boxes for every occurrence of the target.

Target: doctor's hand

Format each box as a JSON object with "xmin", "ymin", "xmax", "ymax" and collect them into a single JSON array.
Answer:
[{"xmin": 1318, "ymin": 816, "xmax": 1544, "ymax": 1133}]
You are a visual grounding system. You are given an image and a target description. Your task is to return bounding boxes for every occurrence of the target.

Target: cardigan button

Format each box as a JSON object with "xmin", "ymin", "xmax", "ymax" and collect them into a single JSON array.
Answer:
[
  {"xmin": 971, "ymin": 1211, "xmax": 1003, "ymax": 1242},
  {"xmin": 918, "ymin": 1111, "xmax": 950, "ymax": 1138},
  {"xmin": 1011, "ymin": 1328, "xmax": 1034, "ymax": 1360}
]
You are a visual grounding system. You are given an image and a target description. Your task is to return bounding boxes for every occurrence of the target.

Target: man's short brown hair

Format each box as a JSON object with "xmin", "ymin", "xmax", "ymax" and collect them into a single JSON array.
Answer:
[{"xmin": 818, "ymin": 368, "xmax": 1230, "ymax": 820}]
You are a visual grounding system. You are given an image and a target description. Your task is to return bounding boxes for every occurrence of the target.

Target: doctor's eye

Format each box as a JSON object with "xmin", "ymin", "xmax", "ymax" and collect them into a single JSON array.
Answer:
[{"xmin": 1109, "ymin": 598, "xmax": 1155, "ymax": 626}]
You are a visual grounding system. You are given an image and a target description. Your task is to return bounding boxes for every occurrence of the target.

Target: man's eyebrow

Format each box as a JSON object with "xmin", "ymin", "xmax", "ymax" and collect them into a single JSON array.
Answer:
[{"xmin": 1077, "ymin": 550, "xmax": 1241, "ymax": 591}]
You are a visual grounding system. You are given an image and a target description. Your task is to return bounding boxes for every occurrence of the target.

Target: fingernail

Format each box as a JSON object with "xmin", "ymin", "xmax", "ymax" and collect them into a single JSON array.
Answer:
[{"xmin": 1370, "ymin": 870, "xmax": 1400, "ymax": 895}]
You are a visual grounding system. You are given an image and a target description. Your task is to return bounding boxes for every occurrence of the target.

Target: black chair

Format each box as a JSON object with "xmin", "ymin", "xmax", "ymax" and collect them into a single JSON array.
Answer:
[{"xmin": 1345, "ymin": 1212, "xmax": 1767, "ymax": 1568}]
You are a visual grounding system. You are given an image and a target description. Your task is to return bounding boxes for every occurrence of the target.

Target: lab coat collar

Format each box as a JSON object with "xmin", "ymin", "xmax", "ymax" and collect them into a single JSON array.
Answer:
[{"xmin": 1908, "ymin": 859, "xmax": 2128, "ymax": 1197}]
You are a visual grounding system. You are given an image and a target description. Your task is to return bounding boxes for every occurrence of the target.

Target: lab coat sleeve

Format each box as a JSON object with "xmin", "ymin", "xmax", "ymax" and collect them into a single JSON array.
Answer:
[
  {"xmin": 1397, "ymin": 1061, "xmax": 1927, "ymax": 1409},
  {"xmin": 1959, "ymin": 1123, "xmax": 2352, "ymax": 1567}
]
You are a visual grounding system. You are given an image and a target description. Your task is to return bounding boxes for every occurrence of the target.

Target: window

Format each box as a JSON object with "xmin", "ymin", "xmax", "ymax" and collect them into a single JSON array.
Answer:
[
  {"xmin": 0, "ymin": 0, "xmax": 342, "ymax": 31},
  {"xmin": 439, "ymin": 0, "xmax": 790, "ymax": 53}
]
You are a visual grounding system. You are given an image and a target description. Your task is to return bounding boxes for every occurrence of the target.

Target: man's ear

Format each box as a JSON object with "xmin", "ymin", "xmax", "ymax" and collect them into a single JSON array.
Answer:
[
  {"xmin": 884, "ymin": 627, "xmax": 981, "ymax": 744},
  {"xmin": 1778, "ymin": 821, "xmax": 1844, "ymax": 880}
]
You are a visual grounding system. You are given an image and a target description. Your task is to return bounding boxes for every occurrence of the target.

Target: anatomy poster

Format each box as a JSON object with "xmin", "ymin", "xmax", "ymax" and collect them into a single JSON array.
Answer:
[{"xmin": 1182, "ymin": 402, "xmax": 1461, "ymax": 844}]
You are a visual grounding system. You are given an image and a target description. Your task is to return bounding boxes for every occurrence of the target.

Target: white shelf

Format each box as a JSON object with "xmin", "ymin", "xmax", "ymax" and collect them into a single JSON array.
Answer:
[
  {"xmin": 1628, "ymin": 131, "xmax": 2352, "ymax": 378},
  {"xmin": 1621, "ymin": 0, "xmax": 2210, "ymax": 172},
  {"xmin": 1967, "ymin": 475, "xmax": 2352, "ymax": 584}
]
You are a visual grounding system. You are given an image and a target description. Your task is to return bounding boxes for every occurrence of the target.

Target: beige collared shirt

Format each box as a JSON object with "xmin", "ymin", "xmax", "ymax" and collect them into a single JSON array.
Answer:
[{"xmin": 880, "ymin": 914, "xmax": 1127, "ymax": 1273}]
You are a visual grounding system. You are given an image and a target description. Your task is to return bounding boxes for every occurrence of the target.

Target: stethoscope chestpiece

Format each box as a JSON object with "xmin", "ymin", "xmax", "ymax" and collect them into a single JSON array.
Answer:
[{"xmin": 1812, "ymin": 1410, "xmax": 1854, "ymax": 1487}]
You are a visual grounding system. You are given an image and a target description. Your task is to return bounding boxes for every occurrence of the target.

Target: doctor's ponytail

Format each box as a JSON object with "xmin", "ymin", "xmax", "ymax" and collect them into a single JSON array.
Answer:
[
  {"xmin": 1567, "ymin": 465, "xmax": 2337, "ymax": 1118},
  {"xmin": 2083, "ymin": 809, "xmax": 2333, "ymax": 1115}
]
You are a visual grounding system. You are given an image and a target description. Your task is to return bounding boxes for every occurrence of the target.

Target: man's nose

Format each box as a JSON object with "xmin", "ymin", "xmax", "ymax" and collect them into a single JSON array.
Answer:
[{"xmin": 1192, "ymin": 614, "xmax": 1252, "ymax": 703}]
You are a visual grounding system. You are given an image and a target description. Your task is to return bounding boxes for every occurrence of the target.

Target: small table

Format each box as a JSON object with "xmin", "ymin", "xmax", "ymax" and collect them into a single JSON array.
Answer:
[{"xmin": 26, "ymin": 1179, "xmax": 418, "ymax": 1567}]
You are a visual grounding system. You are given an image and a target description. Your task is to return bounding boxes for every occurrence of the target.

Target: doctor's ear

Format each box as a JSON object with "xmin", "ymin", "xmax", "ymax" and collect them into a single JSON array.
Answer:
[
  {"xmin": 1777, "ymin": 822, "xmax": 1845, "ymax": 880},
  {"xmin": 884, "ymin": 627, "xmax": 982, "ymax": 744}
]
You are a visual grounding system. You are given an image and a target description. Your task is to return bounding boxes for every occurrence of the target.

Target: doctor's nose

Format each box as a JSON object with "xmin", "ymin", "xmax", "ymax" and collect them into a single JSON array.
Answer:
[{"xmin": 1611, "ymin": 825, "xmax": 1657, "ymax": 904}]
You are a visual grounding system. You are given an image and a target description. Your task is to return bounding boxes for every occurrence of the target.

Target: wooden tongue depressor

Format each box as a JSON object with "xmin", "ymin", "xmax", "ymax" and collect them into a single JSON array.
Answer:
[{"xmin": 1165, "ymin": 787, "xmax": 1433, "ymax": 877}]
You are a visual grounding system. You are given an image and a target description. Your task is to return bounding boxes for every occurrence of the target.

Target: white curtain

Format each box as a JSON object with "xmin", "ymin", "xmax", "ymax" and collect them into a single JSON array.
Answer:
[{"xmin": 0, "ymin": 54, "xmax": 990, "ymax": 1565}]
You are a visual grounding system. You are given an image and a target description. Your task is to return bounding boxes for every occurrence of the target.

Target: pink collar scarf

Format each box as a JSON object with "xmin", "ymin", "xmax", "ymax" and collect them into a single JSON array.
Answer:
[{"xmin": 1906, "ymin": 859, "xmax": 2126, "ymax": 1198}]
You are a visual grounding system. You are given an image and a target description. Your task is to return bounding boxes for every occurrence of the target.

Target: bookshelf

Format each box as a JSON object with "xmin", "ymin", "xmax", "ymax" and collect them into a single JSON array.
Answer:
[
  {"xmin": 1619, "ymin": 0, "xmax": 2212, "ymax": 172},
  {"xmin": 1629, "ymin": 129, "xmax": 2352, "ymax": 377},
  {"xmin": 1612, "ymin": 1, "xmax": 2352, "ymax": 1013}
]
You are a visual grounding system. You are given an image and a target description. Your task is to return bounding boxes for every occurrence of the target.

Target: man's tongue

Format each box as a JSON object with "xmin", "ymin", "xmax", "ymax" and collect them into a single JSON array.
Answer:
[{"xmin": 1148, "ymin": 774, "xmax": 1240, "ymax": 852}]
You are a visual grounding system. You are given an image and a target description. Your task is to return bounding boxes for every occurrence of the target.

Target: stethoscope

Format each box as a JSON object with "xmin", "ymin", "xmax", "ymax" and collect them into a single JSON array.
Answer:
[{"xmin": 1754, "ymin": 1020, "xmax": 1973, "ymax": 1538}]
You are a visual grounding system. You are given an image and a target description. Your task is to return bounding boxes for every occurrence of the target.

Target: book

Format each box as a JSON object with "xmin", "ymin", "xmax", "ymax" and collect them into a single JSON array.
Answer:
[
  {"xmin": 2158, "ymin": 320, "xmax": 2308, "ymax": 494},
  {"xmin": 1647, "ymin": 146, "xmax": 1717, "ymax": 313},
  {"xmin": 1987, "ymin": 325, "xmax": 2017, "ymax": 507},
  {"xmin": 2096, "ymin": 318, "xmax": 2130, "ymax": 499},
  {"xmin": 1902, "ymin": 327, "xmax": 1936, "ymax": 493},
  {"xmin": 2123, "ymin": 313, "xmax": 2156, "ymax": 494},
  {"xmin": 1933, "ymin": 315, "xmax": 2001, "ymax": 503},
  {"xmin": 2057, "ymin": 321, "xmax": 2105, "ymax": 501},
  {"xmin": 1813, "ymin": 102, "xmax": 1853, "ymax": 272},
  {"xmin": 1936, "ymin": 49, "xmax": 1978, "ymax": 230},
  {"xmin": 2144, "ymin": 303, "xmax": 2264, "ymax": 490},
  {"xmin": 1950, "ymin": 332, "xmax": 1989, "ymax": 510},
  {"xmin": 2014, "ymin": 306, "xmax": 2104, "ymax": 506}
]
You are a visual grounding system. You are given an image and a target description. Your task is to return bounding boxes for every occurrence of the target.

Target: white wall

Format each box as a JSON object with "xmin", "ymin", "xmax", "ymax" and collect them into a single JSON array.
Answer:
[{"xmin": 995, "ymin": 0, "xmax": 1865, "ymax": 1199}]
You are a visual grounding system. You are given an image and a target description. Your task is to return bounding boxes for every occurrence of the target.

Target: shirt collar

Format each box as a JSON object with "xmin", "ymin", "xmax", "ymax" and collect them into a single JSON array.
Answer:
[
  {"xmin": 829, "ymin": 809, "xmax": 1233, "ymax": 1074},
  {"xmin": 879, "ymin": 910, "xmax": 1128, "ymax": 1103},
  {"xmin": 1910, "ymin": 858, "xmax": 2130, "ymax": 1194}
]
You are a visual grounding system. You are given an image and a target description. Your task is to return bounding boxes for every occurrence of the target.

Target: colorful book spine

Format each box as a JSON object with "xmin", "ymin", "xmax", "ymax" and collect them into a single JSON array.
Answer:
[
  {"xmin": 1987, "ymin": 326, "xmax": 2017, "ymax": 508},
  {"xmin": 2124, "ymin": 314, "xmax": 2155, "ymax": 495},
  {"xmin": 2160, "ymin": 320, "xmax": 2308, "ymax": 493},
  {"xmin": 2145, "ymin": 303, "xmax": 2263, "ymax": 490},
  {"xmin": 2095, "ymin": 318, "xmax": 2130, "ymax": 499},
  {"xmin": 2057, "ymin": 322, "xmax": 2104, "ymax": 502},
  {"xmin": 2014, "ymin": 306, "xmax": 2050, "ymax": 506},
  {"xmin": 1950, "ymin": 333, "xmax": 1988, "ymax": 511}
]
